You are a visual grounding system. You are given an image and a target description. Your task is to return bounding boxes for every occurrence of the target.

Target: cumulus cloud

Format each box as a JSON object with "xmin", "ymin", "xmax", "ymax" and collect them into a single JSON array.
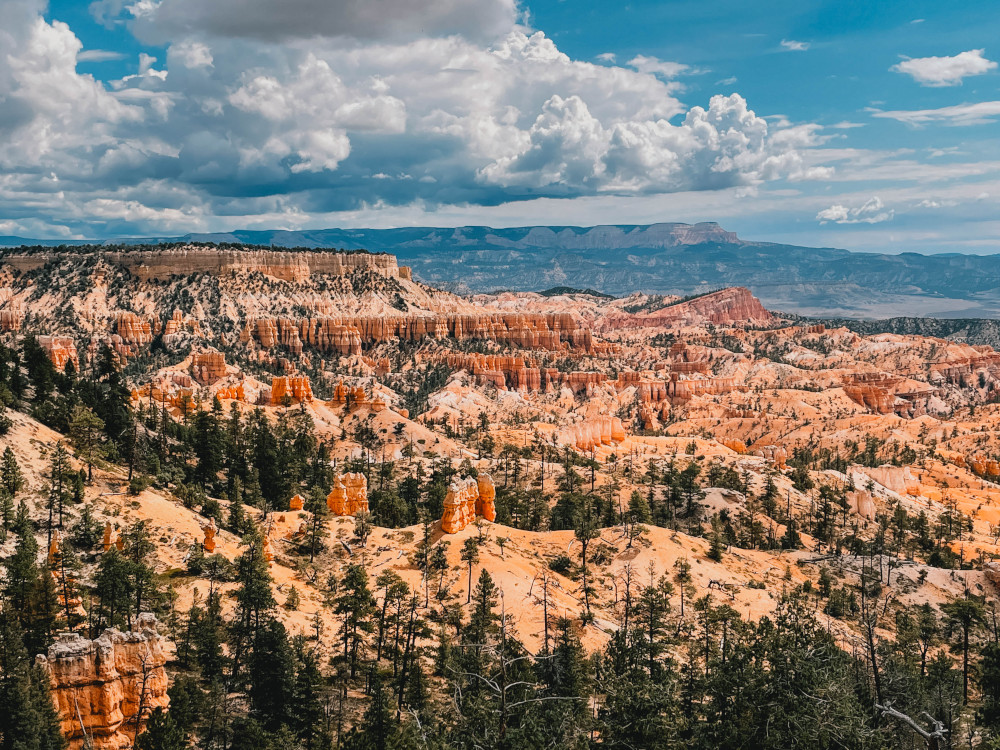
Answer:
[
  {"xmin": 780, "ymin": 39, "xmax": 809, "ymax": 51},
  {"xmin": 0, "ymin": 0, "xmax": 833, "ymax": 236},
  {"xmin": 627, "ymin": 55, "xmax": 696, "ymax": 79},
  {"xmin": 482, "ymin": 92, "xmax": 826, "ymax": 193},
  {"xmin": 120, "ymin": 0, "xmax": 520, "ymax": 44},
  {"xmin": 817, "ymin": 196, "xmax": 893, "ymax": 224},
  {"xmin": 891, "ymin": 49, "xmax": 997, "ymax": 87},
  {"xmin": 871, "ymin": 101, "xmax": 1000, "ymax": 126}
]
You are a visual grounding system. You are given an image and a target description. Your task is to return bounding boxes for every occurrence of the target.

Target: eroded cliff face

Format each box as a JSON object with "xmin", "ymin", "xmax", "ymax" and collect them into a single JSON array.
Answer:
[
  {"xmin": 38, "ymin": 613, "xmax": 172, "ymax": 750},
  {"xmin": 241, "ymin": 312, "xmax": 593, "ymax": 354},
  {"xmin": 3, "ymin": 247, "xmax": 407, "ymax": 283}
]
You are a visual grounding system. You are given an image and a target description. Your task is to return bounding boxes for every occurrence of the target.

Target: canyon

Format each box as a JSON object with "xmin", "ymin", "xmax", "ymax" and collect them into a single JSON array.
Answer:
[{"xmin": 6, "ymin": 245, "xmax": 1000, "ymax": 748}]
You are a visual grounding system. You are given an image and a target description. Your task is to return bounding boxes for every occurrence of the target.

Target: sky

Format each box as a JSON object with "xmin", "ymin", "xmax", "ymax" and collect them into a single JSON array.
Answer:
[{"xmin": 1, "ymin": 0, "xmax": 999, "ymax": 253}]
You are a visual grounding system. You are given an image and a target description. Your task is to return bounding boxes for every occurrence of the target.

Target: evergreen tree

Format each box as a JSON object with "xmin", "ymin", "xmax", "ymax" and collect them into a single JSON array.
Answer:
[
  {"xmin": 335, "ymin": 564, "xmax": 376, "ymax": 678},
  {"xmin": 1, "ymin": 447, "xmax": 24, "ymax": 497},
  {"xmin": 69, "ymin": 404, "xmax": 105, "ymax": 483},
  {"xmin": 0, "ymin": 610, "xmax": 66, "ymax": 750}
]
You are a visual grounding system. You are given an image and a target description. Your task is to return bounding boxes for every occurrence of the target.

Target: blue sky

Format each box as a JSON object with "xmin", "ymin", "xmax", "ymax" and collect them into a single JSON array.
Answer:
[{"xmin": 1, "ymin": 0, "xmax": 998, "ymax": 252}]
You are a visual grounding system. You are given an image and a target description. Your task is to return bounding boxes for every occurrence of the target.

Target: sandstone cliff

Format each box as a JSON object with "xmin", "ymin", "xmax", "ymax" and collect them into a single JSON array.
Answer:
[{"xmin": 38, "ymin": 613, "xmax": 172, "ymax": 750}]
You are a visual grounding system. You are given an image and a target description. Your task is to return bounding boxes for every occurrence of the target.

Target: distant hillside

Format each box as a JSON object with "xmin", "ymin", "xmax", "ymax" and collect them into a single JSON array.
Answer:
[
  {"xmin": 800, "ymin": 315, "xmax": 1000, "ymax": 349},
  {"xmin": 7, "ymin": 222, "xmax": 1000, "ymax": 318}
]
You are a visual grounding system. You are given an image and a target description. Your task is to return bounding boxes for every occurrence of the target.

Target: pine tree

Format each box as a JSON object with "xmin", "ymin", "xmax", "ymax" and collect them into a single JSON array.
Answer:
[
  {"xmin": 94, "ymin": 547, "xmax": 134, "ymax": 632},
  {"xmin": 135, "ymin": 709, "xmax": 184, "ymax": 750},
  {"xmin": 303, "ymin": 486, "xmax": 328, "ymax": 562},
  {"xmin": 69, "ymin": 404, "xmax": 105, "ymax": 482},
  {"xmin": 0, "ymin": 610, "xmax": 66, "ymax": 750},
  {"xmin": 248, "ymin": 618, "xmax": 295, "ymax": 732},
  {"xmin": 230, "ymin": 528, "xmax": 276, "ymax": 689},
  {"xmin": 122, "ymin": 519, "xmax": 157, "ymax": 620},
  {"xmin": 291, "ymin": 640, "xmax": 329, "ymax": 750},
  {"xmin": 343, "ymin": 668, "xmax": 396, "ymax": 750},
  {"xmin": 1, "ymin": 446, "xmax": 24, "ymax": 497},
  {"xmin": 335, "ymin": 564, "xmax": 376, "ymax": 678},
  {"xmin": 461, "ymin": 536, "xmax": 480, "ymax": 604}
]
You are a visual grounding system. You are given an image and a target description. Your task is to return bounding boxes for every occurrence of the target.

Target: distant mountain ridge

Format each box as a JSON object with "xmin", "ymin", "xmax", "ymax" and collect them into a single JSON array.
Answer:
[{"xmin": 6, "ymin": 222, "xmax": 1000, "ymax": 319}]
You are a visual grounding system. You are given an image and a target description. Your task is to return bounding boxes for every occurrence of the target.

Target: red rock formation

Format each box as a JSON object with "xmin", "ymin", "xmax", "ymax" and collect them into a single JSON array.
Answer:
[
  {"xmin": 665, "ymin": 373, "xmax": 741, "ymax": 403},
  {"xmin": 326, "ymin": 477, "xmax": 348, "ymax": 515},
  {"xmin": 0, "ymin": 308, "xmax": 22, "ymax": 331},
  {"xmin": 105, "ymin": 248, "xmax": 407, "ymax": 282},
  {"xmin": 559, "ymin": 416, "xmax": 627, "ymax": 452},
  {"xmin": 288, "ymin": 494, "xmax": 305, "ymax": 511},
  {"xmin": 843, "ymin": 373, "xmax": 903, "ymax": 415},
  {"xmin": 191, "ymin": 351, "xmax": 226, "ymax": 385},
  {"xmin": 753, "ymin": 445, "xmax": 787, "ymax": 468},
  {"xmin": 930, "ymin": 353, "xmax": 1000, "ymax": 386},
  {"xmin": 343, "ymin": 473, "xmax": 369, "ymax": 515},
  {"xmin": 476, "ymin": 474, "xmax": 497, "ymax": 523},
  {"xmin": 115, "ymin": 313, "xmax": 153, "ymax": 347},
  {"xmin": 39, "ymin": 613, "xmax": 171, "ymax": 750},
  {"xmin": 847, "ymin": 488, "xmax": 876, "ymax": 520},
  {"xmin": 325, "ymin": 473, "xmax": 370, "ymax": 516},
  {"xmin": 722, "ymin": 439, "xmax": 747, "ymax": 454},
  {"xmin": 601, "ymin": 287, "xmax": 772, "ymax": 330},
  {"xmin": 38, "ymin": 335, "xmax": 80, "ymax": 372},
  {"xmin": 268, "ymin": 376, "xmax": 313, "ymax": 406},
  {"xmin": 441, "ymin": 473, "xmax": 496, "ymax": 533},
  {"xmin": 244, "ymin": 312, "xmax": 593, "ymax": 354},
  {"xmin": 967, "ymin": 454, "xmax": 1000, "ymax": 478},
  {"xmin": 201, "ymin": 519, "xmax": 218, "ymax": 552}
]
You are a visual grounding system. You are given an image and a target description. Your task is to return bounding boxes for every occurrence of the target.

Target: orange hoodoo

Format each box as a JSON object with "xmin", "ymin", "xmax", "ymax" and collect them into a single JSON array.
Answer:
[
  {"xmin": 202, "ymin": 518, "xmax": 218, "ymax": 552},
  {"xmin": 40, "ymin": 613, "xmax": 171, "ymax": 750},
  {"xmin": 269, "ymin": 376, "xmax": 313, "ymax": 405},
  {"xmin": 440, "ymin": 473, "xmax": 497, "ymax": 534},
  {"xmin": 325, "ymin": 473, "xmax": 369, "ymax": 516},
  {"xmin": 289, "ymin": 494, "xmax": 305, "ymax": 511}
]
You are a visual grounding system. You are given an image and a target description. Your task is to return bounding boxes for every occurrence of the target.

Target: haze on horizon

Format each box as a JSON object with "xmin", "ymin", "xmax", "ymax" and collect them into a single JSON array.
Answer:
[{"xmin": 1, "ymin": 0, "xmax": 999, "ymax": 254}]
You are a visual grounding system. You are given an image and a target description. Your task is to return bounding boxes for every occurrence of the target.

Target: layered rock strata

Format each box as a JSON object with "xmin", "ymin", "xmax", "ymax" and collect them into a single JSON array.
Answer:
[
  {"xmin": 38, "ymin": 614, "xmax": 171, "ymax": 750},
  {"xmin": 242, "ymin": 313, "xmax": 593, "ymax": 354}
]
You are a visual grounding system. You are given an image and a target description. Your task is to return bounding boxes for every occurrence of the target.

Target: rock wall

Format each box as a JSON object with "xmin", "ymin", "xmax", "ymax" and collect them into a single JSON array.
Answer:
[
  {"xmin": 191, "ymin": 351, "xmax": 226, "ymax": 385},
  {"xmin": 38, "ymin": 614, "xmax": 171, "ymax": 750},
  {"xmin": 242, "ymin": 312, "xmax": 593, "ymax": 354},
  {"xmin": 102, "ymin": 248, "xmax": 406, "ymax": 282},
  {"xmin": 753, "ymin": 445, "xmax": 787, "ymax": 468},
  {"xmin": 115, "ymin": 313, "xmax": 155, "ymax": 347}
]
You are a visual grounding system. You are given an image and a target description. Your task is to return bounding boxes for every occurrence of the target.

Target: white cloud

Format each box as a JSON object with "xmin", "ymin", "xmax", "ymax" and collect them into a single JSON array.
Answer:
[
  {"xmin": 596, "ymin": 52, "xmax": 616, "ymax": 64},
  {"xmin": 78, "ymin": 49, "xmax": 126, "ymax": 62},
  {"xmin": 0, "ymin": 0, "xmax": 837, "ymax": 237},
  {"xmin": 627, "ymin": 55, "xmax": 696, "ymax": 79},
  {"xmin": 169, "ymin": 40, "xmax": 213, "ymax": 69},
  {"xmin": 891, "ymin": 49, "xmax": 997, "ymax": 87},
  {"xmin": 482, "ymin": 92, "xmax": 828, "ymax": 193},
  {"xmin": 817, "ymin": 196, "xmax": 893, "ymax": 224},
  {"xmin": 780, "ymin": 39, "xmax": 809, "ymax": 52},
  {"xmin": 871, "ymin": 101, "xmax": 1000, "ymax": 126}
]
